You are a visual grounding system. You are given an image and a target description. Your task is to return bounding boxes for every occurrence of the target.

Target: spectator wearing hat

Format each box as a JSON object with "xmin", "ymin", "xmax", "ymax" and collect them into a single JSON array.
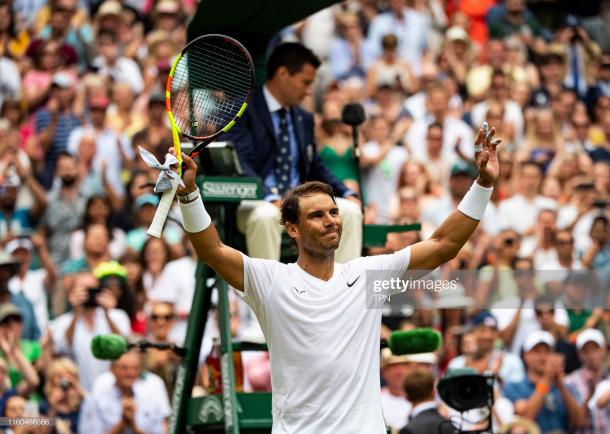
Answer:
[
  {"xmin": 50, "ymin": 271, "xmax": 130, "ymax": 391},
  {"xmin": 7, "ymin": 235, "xmax": 55, "ymax": 333},
  {"xmin": 439, "ymin": 26, "xmax": 475, "ymax": 89},
  {"xmin": 91, "ymin": 29, "xmax": 144, "ymax": 95},
  {"xmin": 0, "ymin": 303, "xmax": 40, "ymax": 395},
  {"xmin": 564, "ymin": 329, "xmax": 609, "ymax": 434},
  {"xmin": 125, "ymin": 193, "xmax": 181, "ymax": 253},
  {"xmin": 380, "ymin": 347, "xmax": 413, "ymax": 432},
  {"xmin": 94, "ymin": 0, "xmax": 123, "ymax": 35},
  {"xmin": 41, "ymin": 152, "xmax": 86, "ymax": 266},
  {"xmin": 0, "ymin": 252, "xmax": 38, "ymax": 340},
  {"xmin": 35, "ymin": 72, "xmax": 81, "ymax": 189},
  {"xmin": 448, "ymin": 311, "xmax": 525, "ymax": 385},
  {"xmin": 399, "ymin": 368, "xmax": 453, "ymax": 434},
  {"xmin": 502, "ymin": 330, "xmax": 583, "ymax": 433}
]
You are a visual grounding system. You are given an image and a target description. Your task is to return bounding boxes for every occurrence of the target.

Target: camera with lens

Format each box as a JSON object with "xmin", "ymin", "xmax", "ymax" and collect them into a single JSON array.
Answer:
[
  {"xmin": 59, "ymin": 378, "xmax": 71, "ymax": 391},
  {"xmin": 437, "ymin": 368, "xmax": 495, "ymax": 433},
  {"xmin": 84, "ymin": 286, "xmax": 101, "ymax": 308}
]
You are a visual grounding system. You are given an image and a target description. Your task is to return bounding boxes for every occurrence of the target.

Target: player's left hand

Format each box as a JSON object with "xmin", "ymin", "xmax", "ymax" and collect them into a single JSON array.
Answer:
[{"xmin": 474, "ymin": 123, "xmax": 501, "ymax": 188}]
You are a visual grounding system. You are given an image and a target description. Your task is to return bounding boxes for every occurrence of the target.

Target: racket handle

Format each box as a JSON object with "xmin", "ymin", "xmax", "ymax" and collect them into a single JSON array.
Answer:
[{"xmin": 147, "ymin": 178, "xmax": 179, "ymax": 238}]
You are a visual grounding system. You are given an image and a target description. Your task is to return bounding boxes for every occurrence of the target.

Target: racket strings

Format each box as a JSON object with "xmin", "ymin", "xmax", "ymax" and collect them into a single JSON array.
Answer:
[{"xmin": 170, "ymin": 36, "xmax": 252, "ymax": 138}]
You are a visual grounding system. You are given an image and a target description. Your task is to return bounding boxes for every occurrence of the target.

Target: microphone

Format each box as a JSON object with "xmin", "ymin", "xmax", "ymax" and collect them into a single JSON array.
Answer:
[
  {"xmin": 341, "ymin": 103, "xmax": 366, "ymax": 127},
  {"xmin": 91, "ymin": 334, "xmax": 129, "ymax": 360},
  {"xmin": 385, "ymin": 328, "xmax": 442, "ymax": 355},
  {"xmin": 91, "ymin": 334, "xmax": 186, "ymax": 360}
]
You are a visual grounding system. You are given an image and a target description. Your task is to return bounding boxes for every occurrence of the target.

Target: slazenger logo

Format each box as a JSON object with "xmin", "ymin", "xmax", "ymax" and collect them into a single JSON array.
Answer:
[
  {"xmin": 198, "ymin": 395, "xmax": 223, "ymax": 423},
  {"xmin": 202, "ymin": 182, "xmax": 258, "ymax": 199}
]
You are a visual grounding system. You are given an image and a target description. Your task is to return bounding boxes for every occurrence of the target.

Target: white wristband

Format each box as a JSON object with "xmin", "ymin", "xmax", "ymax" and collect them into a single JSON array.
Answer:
[
  {"xmin": 457, "ymin": 181, "xmax": 493, "ymax": 221},
  {"xmin": 179, "ymin": 195, "xmax": 212, "ymax": 233}
]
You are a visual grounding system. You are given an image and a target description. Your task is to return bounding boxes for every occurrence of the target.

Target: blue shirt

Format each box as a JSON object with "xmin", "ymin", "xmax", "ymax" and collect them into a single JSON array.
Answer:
[{"xmin": 503, "ymin": 379, "xmax": 568, "ymax": 433}]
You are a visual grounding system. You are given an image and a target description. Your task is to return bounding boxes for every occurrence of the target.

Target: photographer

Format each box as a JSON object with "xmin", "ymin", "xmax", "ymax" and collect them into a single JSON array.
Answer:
[
  {"xmin": 50, "ymin": 272, "xmax": 130, "ymax": 391},
  {"xmin": 43, "ymin": 357, "xmax": 85, "ymax": 434}
]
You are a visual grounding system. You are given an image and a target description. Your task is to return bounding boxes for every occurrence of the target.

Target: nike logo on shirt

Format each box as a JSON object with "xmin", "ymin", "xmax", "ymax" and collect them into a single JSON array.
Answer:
[
  {"xmin": 293, "ymin": 286, "xmax": 305, "ymax": 294},
  {"xmin": 347, "ymin": 276, "xmax": 360, "ymax": 287}
]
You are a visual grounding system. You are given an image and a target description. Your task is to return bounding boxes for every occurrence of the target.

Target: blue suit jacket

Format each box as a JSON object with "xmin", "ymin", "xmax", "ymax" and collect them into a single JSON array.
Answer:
[{"xmin": 224, "ymin": 87, "xmax": 349, "ymax": 198}]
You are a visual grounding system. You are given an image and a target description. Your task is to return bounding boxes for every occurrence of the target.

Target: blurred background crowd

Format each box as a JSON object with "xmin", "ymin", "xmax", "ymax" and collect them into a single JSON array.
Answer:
[{"xmin": 0, "ymin": 0, "xmax": 610, "ymax": 433}]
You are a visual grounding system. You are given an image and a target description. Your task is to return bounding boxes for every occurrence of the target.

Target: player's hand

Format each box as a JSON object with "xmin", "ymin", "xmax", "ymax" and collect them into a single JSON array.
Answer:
[
  {"xmin": 474, "ymin": 123, "xmax": 501, "ymax": 188},
  {"xmin": 168, "ymin": 148, "xmax": 197, "ymax": 195}
]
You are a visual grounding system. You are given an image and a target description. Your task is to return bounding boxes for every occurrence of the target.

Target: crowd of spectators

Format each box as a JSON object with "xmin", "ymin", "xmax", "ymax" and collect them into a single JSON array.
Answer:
[{"xmin": 0, "ymin": 0, "xmax": 610, "ymax": 432}]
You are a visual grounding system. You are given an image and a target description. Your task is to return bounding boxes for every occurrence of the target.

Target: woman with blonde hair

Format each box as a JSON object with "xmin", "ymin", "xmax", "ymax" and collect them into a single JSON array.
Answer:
[
  {"xmin": 43, "ymin": 357, "xmax": 85, "ymax": 434},
  {"xmin": 517, "ymin": 108, "xmax": 565, "ymax": 171}
]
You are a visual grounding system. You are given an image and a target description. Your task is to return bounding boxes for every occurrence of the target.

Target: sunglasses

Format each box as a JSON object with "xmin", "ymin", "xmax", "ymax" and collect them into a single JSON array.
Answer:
[
  {"xmin": 557, "ymin": 239, "xmax": 573, "ymax": 245},
  {"xmin": 151, "ymin": 314, "xmax": 173, "ymax": 321},
  {"xmin": 503, "ymin": 238, "xmax": 516, "ymax": 246}
]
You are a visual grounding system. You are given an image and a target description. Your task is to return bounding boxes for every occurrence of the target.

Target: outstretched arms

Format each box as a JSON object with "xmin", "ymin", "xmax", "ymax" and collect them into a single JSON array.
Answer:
[
  {"xmin": 408, "ymin": 126, "xmax": 500, "ymax": 270},
  {"xmin": 177, "ymin": 152, "xmax": 245, "ymax": 291}
]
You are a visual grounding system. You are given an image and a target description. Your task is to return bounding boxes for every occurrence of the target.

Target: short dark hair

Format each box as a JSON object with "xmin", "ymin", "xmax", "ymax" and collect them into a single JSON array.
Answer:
[
  {"xmin": 521, "ymin": 160, "xmax": 543, "ymax": 174},
  {"xmin": 280, "ymin": 181, "xmax": 335, "ymax": 226},
  {"xmin": 427, "ymin": 121, "xmax": 443, "ymax": 134},
  {"xmin": 266, "ymin": 43, "xmax": 321, "ymax": 80},
  {"xmin": 403, "ymin": 368, "xmax": 435, "ymax": 403}
]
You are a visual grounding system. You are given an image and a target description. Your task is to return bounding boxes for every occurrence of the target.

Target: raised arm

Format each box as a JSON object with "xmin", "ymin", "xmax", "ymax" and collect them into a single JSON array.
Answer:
[
  {"xmin": 176, "ymin": 152, "xmax": 245, "ymax": 291},
  {"xmin": 408, "ymin": 126, "xmax": 500, "ymax": 270}
]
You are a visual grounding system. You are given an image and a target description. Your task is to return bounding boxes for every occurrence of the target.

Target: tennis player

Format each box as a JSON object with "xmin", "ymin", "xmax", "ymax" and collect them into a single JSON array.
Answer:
[{"xmin": 173, "ymin": 126, "xmax": 500, "ymax": 433}]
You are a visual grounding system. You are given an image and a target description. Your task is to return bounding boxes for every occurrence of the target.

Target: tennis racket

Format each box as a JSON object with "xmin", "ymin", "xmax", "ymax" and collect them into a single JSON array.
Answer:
[{"xmin": 147, "ymin": 34, "xmax": 255, "ymax": 238}]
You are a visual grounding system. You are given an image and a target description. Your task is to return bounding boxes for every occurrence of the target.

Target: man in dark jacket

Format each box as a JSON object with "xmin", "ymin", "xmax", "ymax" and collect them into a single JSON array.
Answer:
[
  {"xmin": 224, "ymin": 42, "xmax": 362, "ymax": 262},
  {"xmin": 400, "ymin": 368, "xmax": 455, "ymax": 434}
]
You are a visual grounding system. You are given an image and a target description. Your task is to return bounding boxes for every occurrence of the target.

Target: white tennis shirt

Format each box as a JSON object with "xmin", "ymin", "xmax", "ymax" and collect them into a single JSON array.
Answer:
[{"xmin": 237, "ymin": 247, "xmax": 412, "ymax": 434}]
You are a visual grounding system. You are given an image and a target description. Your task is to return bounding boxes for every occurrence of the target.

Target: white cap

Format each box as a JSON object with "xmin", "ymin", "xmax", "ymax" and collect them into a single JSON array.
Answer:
[
  {"xmin": 523, "ymin": 330, "xmax": 555, "ymax": 352},
  {"xmin": 446, "ymin": 26, "xmax": 470, "ymax": 43},
  {"xmin": 5, "ymin": 238, "xmax": 33, "ymax": 254},
  {"xmin": 576, "ymin": 328, "xmax": 606, "ymax": 351}
]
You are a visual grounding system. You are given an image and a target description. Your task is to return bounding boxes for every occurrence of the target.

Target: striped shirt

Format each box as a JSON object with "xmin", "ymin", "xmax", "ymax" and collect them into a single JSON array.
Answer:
[
  {"xmin": 565, "ymin": 368, "xmax": 609, "ymax": 434},
  {"xmin": 35, "ymin": 109, "xmax": 80, "ymax": 189}
]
